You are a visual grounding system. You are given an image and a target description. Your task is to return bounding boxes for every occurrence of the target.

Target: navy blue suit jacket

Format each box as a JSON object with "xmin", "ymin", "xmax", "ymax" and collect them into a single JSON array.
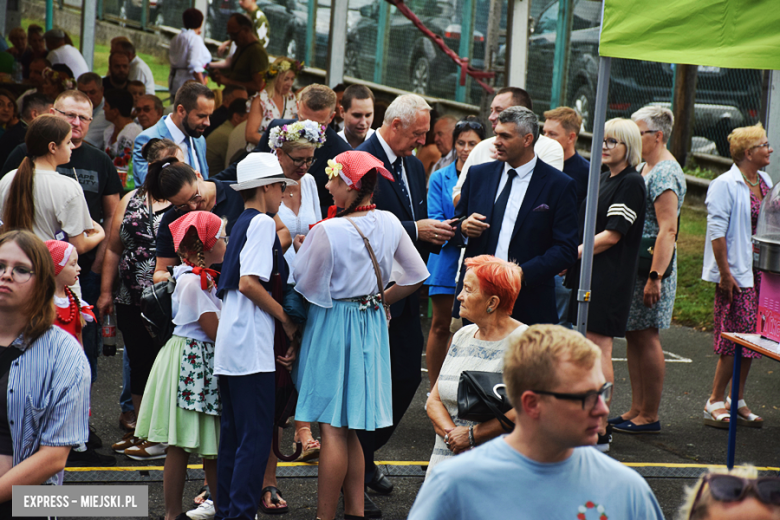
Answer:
[
  {"xmin": 213, "ymin": 118, "xmax": 351, "ymax": 216},
  {"xmin": 357, "ymin": 132, "xmax": 434, "ymax": 319},
  {"xmin": 453, "ymin": 158, "xmax": 579, "ymax": 325}
]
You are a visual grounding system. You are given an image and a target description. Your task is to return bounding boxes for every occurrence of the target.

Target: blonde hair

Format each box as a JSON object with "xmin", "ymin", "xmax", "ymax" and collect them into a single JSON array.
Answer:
[
  {"xmin": 503, "ymin": 324, "xmax": 600, "ymax": 406},
  {"xmin": 265, "ymin": 57, "xmax": 299, "ymax": 95},
  {"xmin": 728, "ymin": 123, "xmax": 766, "ymax": 163},
  {"xmin": 280, "ymin": 138, "xmax": 317, "ymax": 154},
  {"xmin": 543, "ymin": 106, "xmax": 582, "ymax": 136},
  {"xmin": 677, "ymin": 466, "xmax": 759, "ymax": 520},
  {"xmin": 604, "ymin": 118, "xmax": 642, "ymax": 168}
]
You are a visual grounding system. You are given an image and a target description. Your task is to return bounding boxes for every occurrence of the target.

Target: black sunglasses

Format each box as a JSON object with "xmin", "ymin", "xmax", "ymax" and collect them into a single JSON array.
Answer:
[
  {"xmin": 689, "ymin": 474, "xmax": 780, "ymax": 518},
  {"xmin": 455, "ymin": 120, "xmax": 485, "ymax": 133},
  {"xmin": 532, "ymin": 382, "xmax": 613, "ymax": 410}
]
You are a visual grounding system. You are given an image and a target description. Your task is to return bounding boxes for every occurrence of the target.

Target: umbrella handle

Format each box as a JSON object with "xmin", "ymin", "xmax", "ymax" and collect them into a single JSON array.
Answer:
[{"xmin": 273, "ymin": 427, "xmax": 303, "ymax": 462}]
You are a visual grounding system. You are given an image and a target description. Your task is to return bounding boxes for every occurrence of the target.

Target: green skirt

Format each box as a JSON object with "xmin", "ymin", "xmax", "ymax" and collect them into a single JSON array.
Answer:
[{"xmin": 135, "ymin": 335, "xmax": 220, "ymax": 457}]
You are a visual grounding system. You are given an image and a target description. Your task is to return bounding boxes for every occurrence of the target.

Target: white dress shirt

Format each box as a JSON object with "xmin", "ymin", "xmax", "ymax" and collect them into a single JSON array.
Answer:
[
  {"xmin": 376, "ymin": 130, "xmax": 414, "ymax": 216},
  {"xmin": 164, "ymin": 115, "xmax": 201, "ymax": 172},
  {"xmin": 337, "ymin": 127, "xmax": 375, "ymax": 148},
  {"xmin": 168, "ymin": 29, "xmax": 212, "ymax": 97},
  {"xmin": 494, "ymin": 156, "xmax": 537, "ymax": 261},
  {"xmin": 129, "ymin": 56, "xmax": 156, "ymax": 95},
  {"xmin": 47, "ymin": 44, "xmax": 89, "ymax": 79},
  {"xmin": 84, "ymin": 99, "xmax": 111, "ymax": 150}
]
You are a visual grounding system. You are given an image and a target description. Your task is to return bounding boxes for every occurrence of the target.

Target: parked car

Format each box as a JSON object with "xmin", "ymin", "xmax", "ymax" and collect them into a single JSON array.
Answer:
[
  {"xmin": 346, "ymin": 0, "xmax": 484, "ymax": 102},
  {"xmin": 501, "ymin": 0, "xmax": 761, "ymax": 156}
]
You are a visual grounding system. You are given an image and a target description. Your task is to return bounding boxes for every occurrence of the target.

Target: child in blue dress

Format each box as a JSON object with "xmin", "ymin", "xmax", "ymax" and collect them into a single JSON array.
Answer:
[
  {"xmin": 134, "ymin": 210, "xmax": 227, "ymax": 520},
  {"xmin": 292, "ymin": 151, "xmax": 429, "ymax": 520}
]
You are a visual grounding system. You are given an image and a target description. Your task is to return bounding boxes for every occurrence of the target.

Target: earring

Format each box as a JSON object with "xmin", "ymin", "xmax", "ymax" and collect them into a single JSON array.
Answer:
[{"xmin": 486, "ymin": 307, "xmax": 493, "ymax": 314}]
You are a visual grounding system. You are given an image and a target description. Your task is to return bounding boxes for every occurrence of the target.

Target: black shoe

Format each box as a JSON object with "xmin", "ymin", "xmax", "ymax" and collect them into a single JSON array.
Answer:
[
  {"xmin": 363, "ymin": 493, "xmax": 381, "ymax": 518},
  {"xmin": 596, "ymin": 425, "xmax": 612, "ymax": 453},
  {"xmin": 67, "ymin": 447, "xmax": 117, "ymax": 467},
  {"xmin": 366, "ymin": 467, "xmax": 393, "ymax": 495},
  {"xmin": 87, "ymin": 426, "xmax": 103, "ymax": 449}
]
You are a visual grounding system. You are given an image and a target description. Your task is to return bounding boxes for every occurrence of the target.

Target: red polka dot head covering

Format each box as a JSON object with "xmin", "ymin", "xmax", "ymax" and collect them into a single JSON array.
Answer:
[
  {"xmin": 169, "ymin": 211, "xmax": 224, "ymax": 253},
  {"xmin": 45, "ymin": 240, "xmax": 75, "ymax": 276},
  {"xmin": 325, "ymin": 150, "xmax": 394, "ymax": 189}
]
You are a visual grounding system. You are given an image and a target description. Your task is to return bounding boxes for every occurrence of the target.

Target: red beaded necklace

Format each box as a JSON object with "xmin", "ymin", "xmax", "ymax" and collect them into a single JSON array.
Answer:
[
  {"xmin": 56, "ymin": 288, "xmax": 78, "ymax": 324},
  {"xmin": 354, "ymin": 204, "xmax": 376, "ymax": 212}
]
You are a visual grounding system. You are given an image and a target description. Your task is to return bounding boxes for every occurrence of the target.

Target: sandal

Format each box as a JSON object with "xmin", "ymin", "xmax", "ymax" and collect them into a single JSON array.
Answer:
[
  {"xmin": 727, "ymin": 397, "xmax": 764, "ymax": 428},
  {"xmin": 193, "ymin": 484, "xmax": 210, "ymax": 505},
  {"xmin": 294, "ymin": 438, "xmax": 321, "ymax": 462},
  {"xmin": 703, "ymin": 399, "xmax": 730, "ymax": 429},
  {"xmin": 260, "ymin": 486, "xmax": 289, "ymax": 515}
]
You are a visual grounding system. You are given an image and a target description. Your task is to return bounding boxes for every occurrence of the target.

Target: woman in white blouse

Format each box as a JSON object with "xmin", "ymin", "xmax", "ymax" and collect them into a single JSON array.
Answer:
[
  {"xmin": 168, "ymin": 8, "xmax": 212, "ymax": 99},
  {"xmin": 245, "ymin": 57, "xmax": 300, "ymax": 146},
  {"xmin": 292, "ymin": 150, "xmax": 429, "ymax": 520},
  {"xmin": 268, "ymin": 120, "xmax": 323, "ymax": 460}
]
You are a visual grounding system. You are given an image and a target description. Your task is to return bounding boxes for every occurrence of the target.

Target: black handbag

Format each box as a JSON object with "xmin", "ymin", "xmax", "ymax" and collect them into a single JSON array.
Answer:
[
  {"xmin": 457, "ymin": 371, "xmax": 514, "ymax": 432},
  {"xmin": 637, "ymin": 214, "xmax": 680, "ymax": 278},
  {"xmin": 139, "ymin": 193, "xmax": 175, "ymax": 348}
]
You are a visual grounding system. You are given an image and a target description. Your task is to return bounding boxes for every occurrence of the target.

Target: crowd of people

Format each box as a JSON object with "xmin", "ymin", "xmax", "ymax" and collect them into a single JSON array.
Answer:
[{"xmin": 0, "ymin": 7, "xmax": 778, "ymax": 520}]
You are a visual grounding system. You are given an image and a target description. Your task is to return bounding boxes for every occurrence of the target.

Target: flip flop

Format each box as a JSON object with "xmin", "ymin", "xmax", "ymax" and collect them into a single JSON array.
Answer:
[{"xmin": 260, "ymin": 486, "xmax": 289, "ymax": 515}]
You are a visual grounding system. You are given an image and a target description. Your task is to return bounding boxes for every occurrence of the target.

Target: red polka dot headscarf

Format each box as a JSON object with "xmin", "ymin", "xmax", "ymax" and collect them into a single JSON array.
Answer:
[
  {"xmin": 325, "ymin": 150, "xmax": 394, "ymax": 189},
  {"xmin": 169, "ymin": 211, "xmax": 224, "ymax": 252},
  {"xmin": 45, "ymin": 240, "xmax": 76, "ymax": 276}
]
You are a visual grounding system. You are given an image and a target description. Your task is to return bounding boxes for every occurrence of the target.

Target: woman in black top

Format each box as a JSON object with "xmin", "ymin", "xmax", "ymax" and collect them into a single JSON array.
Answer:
[{"xmin": 567, "ymin": 118, "xmax": 646, "ymax": 448}]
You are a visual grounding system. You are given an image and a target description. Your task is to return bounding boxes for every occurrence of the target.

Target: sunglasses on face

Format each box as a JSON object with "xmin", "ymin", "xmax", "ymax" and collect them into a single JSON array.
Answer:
[
  {"xmin": 455, "ymin": 120, "xmax": 485, "ymax": 133},
  {"xmin": 689, "ymin": 474, "xmax": 780, "ymax": 519},
  {"xmin": 532, "ymin": 382, "xmax": 613, "ymax": 410}
]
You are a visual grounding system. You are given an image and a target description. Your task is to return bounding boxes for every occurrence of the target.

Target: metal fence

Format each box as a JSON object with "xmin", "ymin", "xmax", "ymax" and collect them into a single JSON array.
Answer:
[{"xmin": 87, "ymin": 0, "xmax": 764, "ymax": 156}]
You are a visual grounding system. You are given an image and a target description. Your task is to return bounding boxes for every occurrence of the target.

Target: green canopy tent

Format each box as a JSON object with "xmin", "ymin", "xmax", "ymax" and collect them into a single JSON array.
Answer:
[{"xmin": 576, "ymin": 0, "xmax": 780, "ymax": 468}]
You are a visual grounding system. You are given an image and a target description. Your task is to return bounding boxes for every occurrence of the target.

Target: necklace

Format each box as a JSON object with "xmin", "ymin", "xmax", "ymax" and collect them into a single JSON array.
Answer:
[
  {"xmin": 56, "ymin": 290, "xmax": 78, "ymax": 324},
  {"xmin": 354, "ymin": 204, "xmax": 376, "ymax": 212},
  {"xmin": 742, "ymin": 172, "xmax": 760, "ymax": 187}
]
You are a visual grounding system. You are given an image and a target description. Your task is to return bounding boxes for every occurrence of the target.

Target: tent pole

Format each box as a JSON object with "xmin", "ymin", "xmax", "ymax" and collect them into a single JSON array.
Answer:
[
  {"xmin": 575, "ymin": 56, "xmax": 611, "ymax": 336},
  {"xmin": 766, "ymin": 71, "xmax": 780, "ymax": 184}
]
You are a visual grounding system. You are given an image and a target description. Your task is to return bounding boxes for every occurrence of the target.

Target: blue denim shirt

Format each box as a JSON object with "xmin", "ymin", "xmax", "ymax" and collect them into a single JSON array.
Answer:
[{"xmin": 7, "ymin": 326, "xmax": 90, "ymax": 485}]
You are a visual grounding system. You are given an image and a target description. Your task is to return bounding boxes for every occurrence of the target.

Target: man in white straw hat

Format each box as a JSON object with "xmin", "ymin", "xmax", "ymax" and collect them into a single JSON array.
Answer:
[{"xmin": 214, "ymin": 152, "xmax": 299, "ymax": 518}]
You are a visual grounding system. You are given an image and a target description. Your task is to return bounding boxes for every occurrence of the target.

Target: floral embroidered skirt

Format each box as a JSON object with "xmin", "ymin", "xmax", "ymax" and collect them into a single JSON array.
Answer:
[
  {"xmin": 713, "ymin": 270, "xmax": 762, "ymax": 359},
  {"xmin": 135, "ymin": 335, "xmax": 221, "ymax": 457},
  {"xmin": 293, "ymin": 299, "xmax": 392, "ymax": 430}
]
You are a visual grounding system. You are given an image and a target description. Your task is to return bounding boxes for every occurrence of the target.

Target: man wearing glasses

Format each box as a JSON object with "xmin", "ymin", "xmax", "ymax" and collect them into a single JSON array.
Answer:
[
  {"xmin": 132, "ymin": 81, "xmax": 215, "ymax": 186},
  {"xmin": 409, "ymin": 324, "xmax": 664, "ymax": 520},
  {"xmin": 134, "ymin": 94, "xmax": 164, "ymax": 130},
  {"xmin": 0, "ymin": 89, "xmax": 122, "ymax": 467}
]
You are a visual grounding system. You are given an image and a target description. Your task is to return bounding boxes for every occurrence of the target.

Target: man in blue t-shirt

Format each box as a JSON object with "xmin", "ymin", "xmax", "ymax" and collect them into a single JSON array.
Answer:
[
  {"xmin": 408, "ymin": 325, "xmax": 664, "ymax": 520},
  {"xmin": 543, "ymin": 107, "xmax": 591, "ymax": 330}
]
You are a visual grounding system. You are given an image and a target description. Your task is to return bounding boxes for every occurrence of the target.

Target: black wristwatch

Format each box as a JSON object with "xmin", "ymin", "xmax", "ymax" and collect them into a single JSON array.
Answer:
[{"xmin": 649, "ymin": 270, "xmax": 660, "ymax": 280}]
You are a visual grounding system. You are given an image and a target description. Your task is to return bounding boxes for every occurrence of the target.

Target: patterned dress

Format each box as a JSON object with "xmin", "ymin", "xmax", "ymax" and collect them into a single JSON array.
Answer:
[
  {"xmin": 712, "ymin": 178, "xmax": 769, "ymax": 358},
  {"xmin": 626, "ymin": 160, "xmax": 687, "ymax": 330},
  {"xmin": 426, "ymin": 323, "xmax": 528, "ymax": 476},
  {"xmin": 255, "ymin": 89, "xmax": 297, "ymax": 135}
]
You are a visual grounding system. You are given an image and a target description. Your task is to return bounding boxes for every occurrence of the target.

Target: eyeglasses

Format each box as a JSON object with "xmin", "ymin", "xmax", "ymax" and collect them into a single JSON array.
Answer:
[
  {"xmin": 0, "ymin": 262, "xmax": 35, "ymax": 283},
  {"xmin": 218, "ymin": 235, "xmax": 229, "ymax": 245},
  {"xmin": 54, "ymin": 107, "xmax": 93, "ymax": 123},
  {"xmin": 136, "ymin": 105, "xmax": 155, "ymax": 113},
  {"xmin": 752, "ymin": 142, "xmax": 771, "ymax": 150},
  {"xmin": 602, "ymin": 138, "xmax": 624, "ymax": 150},
  {"xmin": 288, "ymin": 156, "xmax": 316, "ymax": 167},
  {"xmin": 174, "ymin": 186, "xmax": 202, "ymax": 211},
  {"xmin": 689, "ymin": 474, "xmax": 780, "ymax": 519},
  {"xmin": 532, "ymin": 382, "xmax": 613, "ymax": 410},
  {"xmin": 455, "ymin": 120, "xmax": 485, "ymax": 133},
  {"xmin": 279, "ymin": 183, "xmax": 287, "ymax": 193},
  {"xmin": 640, "ymin": 130, "xmax": 660, "ymax": 136}
]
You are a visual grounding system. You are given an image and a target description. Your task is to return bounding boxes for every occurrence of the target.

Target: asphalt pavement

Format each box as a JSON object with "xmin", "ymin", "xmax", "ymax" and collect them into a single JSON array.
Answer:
[{"xmin": 81, "ymin": 319, "xmax": 780, "ymax": 520}]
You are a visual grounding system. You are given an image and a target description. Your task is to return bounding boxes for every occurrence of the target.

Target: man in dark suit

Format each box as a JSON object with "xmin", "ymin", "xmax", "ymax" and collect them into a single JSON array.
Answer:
[
  {"xmin": 356, "ymin": 94, "xmax": 456, "ymax": 510},
  {"xmin": 212, "ymin": 84, "xmax": 351, "ymax": 215},
  {"xmin": 454, "ymin": 106, "xmax": 579, "ymax": 325}
]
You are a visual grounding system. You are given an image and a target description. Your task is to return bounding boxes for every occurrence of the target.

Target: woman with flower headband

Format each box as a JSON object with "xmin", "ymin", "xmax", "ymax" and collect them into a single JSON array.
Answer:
[
  {"xmin": 268, "ymin": 120, "xmax": 325, "ymax": 463},
  {"xmin": 41, "ymin": 64, "xmax": 75, "ymax": 100},
  {"xmin": 245, "ymin": 57, "xmax": 301, "ymax": 145},
  {"xmin": 292, "ymin": 150, "xmax": 429, "ymax": 520}
]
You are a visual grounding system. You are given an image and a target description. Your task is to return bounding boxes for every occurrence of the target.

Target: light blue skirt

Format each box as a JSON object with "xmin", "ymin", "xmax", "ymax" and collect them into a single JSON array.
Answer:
[{"xmin": 293, "ymin": 299, "xmax": 392, "ymax": 430}]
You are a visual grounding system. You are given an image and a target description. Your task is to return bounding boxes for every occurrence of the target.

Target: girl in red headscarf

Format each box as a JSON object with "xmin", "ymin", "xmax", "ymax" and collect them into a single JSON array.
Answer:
[
  {"xmin": 134, "ymin": 210, "xmax": 227, "ymax": 520},
  {"xmin": 45, "ymin": 240, "xmax": 95, "ymax": 345}
]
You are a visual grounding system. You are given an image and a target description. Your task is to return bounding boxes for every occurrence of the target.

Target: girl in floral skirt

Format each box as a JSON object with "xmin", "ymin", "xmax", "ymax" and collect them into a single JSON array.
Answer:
[{"xmin": 134, "ymin": 211, "xmax": 227, "ymax": 520}]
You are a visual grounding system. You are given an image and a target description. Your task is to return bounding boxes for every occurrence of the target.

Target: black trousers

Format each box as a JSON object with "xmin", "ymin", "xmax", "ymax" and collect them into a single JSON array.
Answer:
[{"xmin": 357, "ymin": 297, "xmax": 423, "ymax": 475}]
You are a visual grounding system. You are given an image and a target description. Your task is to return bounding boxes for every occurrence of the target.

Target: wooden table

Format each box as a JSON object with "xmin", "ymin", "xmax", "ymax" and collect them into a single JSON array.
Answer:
[{"xmin": 720, "ymin": 333, "xmax": 780, "ymax": 468}]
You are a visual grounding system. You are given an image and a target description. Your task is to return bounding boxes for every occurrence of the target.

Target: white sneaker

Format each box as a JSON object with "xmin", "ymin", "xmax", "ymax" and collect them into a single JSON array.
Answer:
[
  {"xmin": 186, "ymin": 499, "xmax": 215, "ymax": 520},
  {"xmin": 124, "ymin": 441, "xmax": 168, "ymax": 460}
]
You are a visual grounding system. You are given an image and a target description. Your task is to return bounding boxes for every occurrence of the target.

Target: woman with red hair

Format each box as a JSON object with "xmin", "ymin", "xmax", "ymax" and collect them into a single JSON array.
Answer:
[{"xmin": 425, "ymin": 255, "xmax": 527, "ymax": 474}]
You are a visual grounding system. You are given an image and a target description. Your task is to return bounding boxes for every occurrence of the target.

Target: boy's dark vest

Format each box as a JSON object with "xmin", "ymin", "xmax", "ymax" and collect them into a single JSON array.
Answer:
[{"xmin": 217, "ymin": 208, "xmax": 288, "ymax": 300}]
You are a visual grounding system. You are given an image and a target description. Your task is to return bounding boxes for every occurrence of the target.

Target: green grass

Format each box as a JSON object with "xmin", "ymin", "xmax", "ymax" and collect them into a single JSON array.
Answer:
[
  {"xmin": 673, "ymin": 205, "xmax": 714, "ymax": 330},
  {"xmin": 684, "ymin": 165, "xmax": 719, "ymax": 181},
  {"xmin": 22, "ymin": 17, "xmax": 220, "ymax": 98}
]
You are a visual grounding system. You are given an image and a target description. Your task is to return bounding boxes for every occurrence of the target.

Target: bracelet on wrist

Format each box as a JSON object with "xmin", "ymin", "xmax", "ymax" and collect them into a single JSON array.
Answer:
[{"xmin": 468, "ymin": 425, "xmax": 476, "ymax": 447}]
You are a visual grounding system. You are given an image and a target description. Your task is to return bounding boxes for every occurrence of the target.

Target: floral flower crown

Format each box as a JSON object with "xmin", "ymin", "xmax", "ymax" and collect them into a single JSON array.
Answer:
[
  {"xmin": 268, "ymin": 120, "xmax": 327, "ymax": 150},
  {"xmin": 265, "ymin": 60, "xmax": 304, "ymax": 81},
  {"xmin": 43, "ymin": 67, "xmax": 75, "ymax": 90}
]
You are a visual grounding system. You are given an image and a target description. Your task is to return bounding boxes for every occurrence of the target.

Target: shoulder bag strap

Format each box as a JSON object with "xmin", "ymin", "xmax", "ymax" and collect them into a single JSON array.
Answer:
[{"xmin": 345, "ymin": 217, "xmax": 385, "ymax": 304}]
